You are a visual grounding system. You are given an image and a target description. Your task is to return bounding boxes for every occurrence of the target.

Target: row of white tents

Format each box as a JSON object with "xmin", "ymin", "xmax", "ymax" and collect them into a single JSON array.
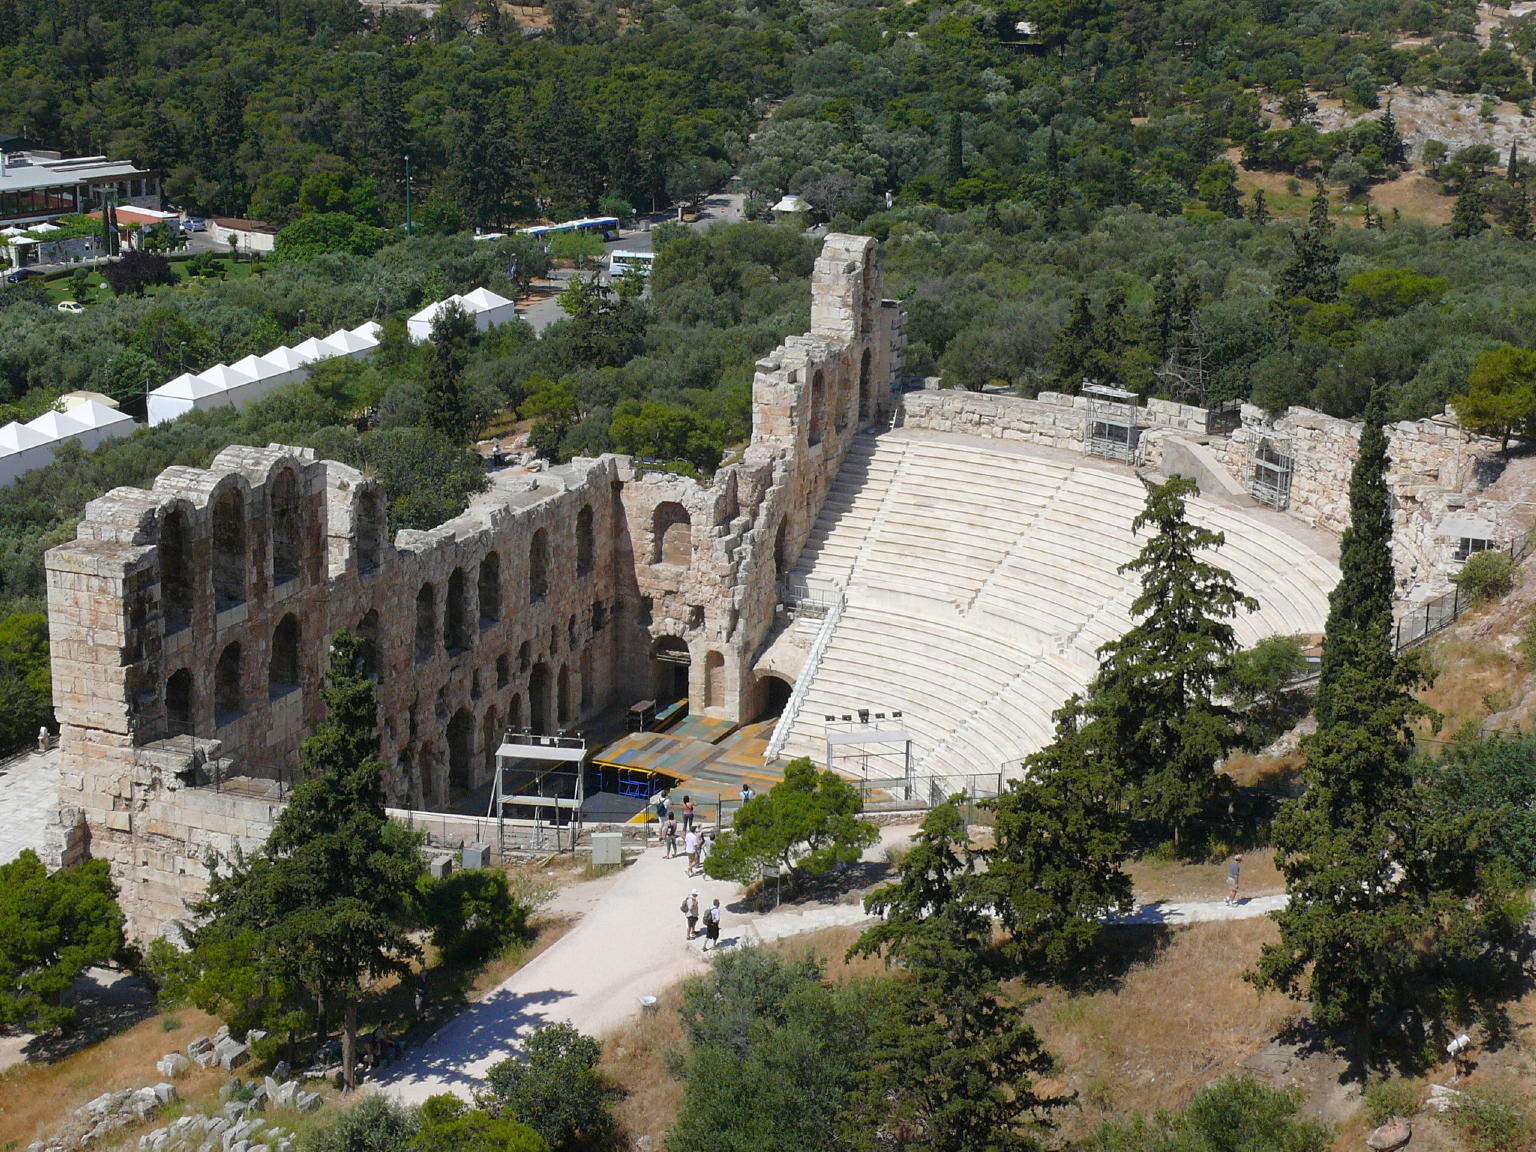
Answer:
[
  {"xmin": 0, "ymin": 286, "xmax": 522, "ymax": 486},
  {"xmin": 0, "ymin": 395, "xmax": 137, "ymax": 485},
  {"xmin": 406, "ymin": 287, "xmax": 519, "ymax": 343},
  {"xmin": 147, "ymin": 321, "xmax": 385, "ymax": 425}
]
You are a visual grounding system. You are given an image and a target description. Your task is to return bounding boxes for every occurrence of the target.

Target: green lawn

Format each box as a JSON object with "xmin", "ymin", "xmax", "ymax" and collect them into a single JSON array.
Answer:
[{"xmin": 44, "ymin": 254, "xmax": 262, "ymax": 305}]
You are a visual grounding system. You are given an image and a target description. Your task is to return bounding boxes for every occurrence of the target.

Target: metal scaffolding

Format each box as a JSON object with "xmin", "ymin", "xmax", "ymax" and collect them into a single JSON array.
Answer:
[
  {"xmin": 823, "ymin": 710, "xmax": 913, "ymax": 798},
  {"xmin": 1083, "ymin": 383, "xmax": 1141, "ymax": 463},
  {"xmin": 490, "ymin": 729, "xmax": 587, "ymax": 855},
  {"xmin": 1250, "ymin": 437, "xmax": 1294, "ymax": 510}
]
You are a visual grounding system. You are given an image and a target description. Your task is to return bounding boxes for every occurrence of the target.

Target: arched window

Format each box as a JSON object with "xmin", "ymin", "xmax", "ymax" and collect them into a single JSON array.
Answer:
[
  {"xmin": 356, "ymin": 487, "xmax": 384, "ymax": 574},
  {"xmin": 529, "ymin": 529, "xmax": 549, "ymax": 602},
  {"xmin": 496, "ymin": 653, "xmax": 511, "ymax": 689},
  {"xmin": 576, "ymin": 505, "xmax": 594, "ymax": 577},
  {"xmin": 859, "ymin": 347, "xmax": 874, "ymax": 423},
  {"xmin": 270, "ymin": 469, "xmax": 303, "ymax": 586},
  {"xmin": 215, "ymin": 642, "xmax": 242, "ymax": 722},
  {"xmin": 704, "ymin": 651, "xmax": 726, "ymax": 710},
  {"xmin": 211, "ymin": 489, "xmax": 245, "ymax": 610},
  {"xmin": 445, "ymin": 567, "xmax": 470, "ymax": 654},
  {"xmin": 415, "ymin": 584, "xmax": 435, "ymax": 660},
  {"xmin": 557, "ymin": 666, "xmax": 572, "ymax": 726},
  {"xmin": 160, "ymin": 508, "xmax": 192, "ymax": 633},
  {"xmin": 447, "ymin": 709, "xmax": 474, "ymax": 795},
  {"xmin": 270, "ymin": 614, "xmax": 300, "ymax": 697},
  {"xmin": 166, "ymin": 668, "xmax": 194, "ymax": 736},
  {"xmin": 357, "ymin": 610, "xmax": 380, "ymax": 679},
  {"xmin": 652, "ymin": 502, "xmax": 692, "ymax": 566},
  {"xmin": 528, "ymin": 663, "xmax": 550, "ymax": 734},
  {"xmin": 507, "ymin": 692, "xmax": 523, "ymax": 731},
  {"xmin": 774, "ymin": 520, "xmax": 788, "ymax": 577},
  {"xmin": 809, "ymin": 369, "xmax": 825, "ymax": 446},
  {"xmin": 834, "ymin": 368, "xmax": 849, "ymax": 434},
  {"xmin": 478, "ymin": 552, "xmax": 501, "ymax": 626}
]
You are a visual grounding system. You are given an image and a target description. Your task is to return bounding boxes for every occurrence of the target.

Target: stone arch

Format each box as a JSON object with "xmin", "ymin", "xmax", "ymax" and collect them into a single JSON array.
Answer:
[
  {"xmin": 529, "ymin": 663, "xmax": 551, "ymax": 734},
  {"xmin": 448, "ymin": 708, "xmax": 474, "ymax": 796},
  {"xmin": 483, "ymin": 707, "xmax": 501, "ymax": 778},
  {"xmin": 809, "ymin": 369, "xmax": 825, "ymax": 446},
  {"xmin": 859, "ymin": 347, "xmax": 874, "ymax": 423},
  {"xmin": 557, "ymin": 665, "xmax": 572, "ymax": 727},
  {"xmin": 269, "ymin": 614, "xmax": 300, "ymax": 696},
  {"xmin": 211, "ymin": 487, "xmax": 246, "ymax": 610},
  {"xmin": 166, "ymin": 668, "xmax": 194, "ymax": 736},
  {"xmin": 215, "ymin": 641, "xmax": 242, "ymax": 723},
  {"xmin": 757, "ymin": 672, "xmax": 794, "ymax": 721},
  {"xmin": 160, "ymin": 507, "xmax": 193, "ymax": 634},
  {"xmin": 704, "ymin": 650, "xmax": 726, "ymax": 711},
  {"xmin": 415, "ymin": 583, "xmax": 435, "ymax": 660},
  {"xmin": 417, "ymin": 741, "xmax": 437, "ymax": 808},
  {"xmin": 478, "ymin": 552, "xmax": 501, "ymax": 626},
  {"xmin": 507, "ymin": 692, "xmax": 523, "ymax": 731},
  {"xmin": 269, "ymin": 468, "xmax": 303, "ymax": 585},
  {"xmin": 496, "ymin": 652, "xmax": 511, "ymax": 688},
  {"xmin": 445, "ymin": 567, "xmax": 470, "ymax": 654},
  {"xmin": 576, "ymin": 505, "xmax": 594, "ymax": 576},
  {"xmin": 651, "ymin": 635, "xmax": 690, "ymax": 701},
  {"xmin": 356, "ymin": 487, "xmax": 384, "ymax": 574},
  {"xmin": 529, "ymin": 529, "xmax": 549, "ymax": 601},
  {"xmin": 774, "ymin": 520, "xmax": 788, "ymax": 577},
  {"xmin": 652, "ymin": 502, "xmax": 692, "ymax": 566},
  {"xmin": 357, "ymin": 610, "xmax": 380, "ymax": 679}
]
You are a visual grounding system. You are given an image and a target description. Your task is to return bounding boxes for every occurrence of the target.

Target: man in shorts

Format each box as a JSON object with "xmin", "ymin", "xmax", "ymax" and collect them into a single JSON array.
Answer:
[
  {"xmin": 681, "ymin": 889, "xmax": 699, "ymax": 939},
  {"xmin": 1226, "ymin": 854, "xmax": 1243, "ymax": 905}
]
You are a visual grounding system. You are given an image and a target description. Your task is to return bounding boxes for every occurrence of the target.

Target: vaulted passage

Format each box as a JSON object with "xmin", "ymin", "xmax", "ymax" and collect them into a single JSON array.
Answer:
[
  {"xmin": 160, "ymin": 509, "xmax": 192, "ymax": 634},
  {"xmin": 166, "ymin": 669, "xmax": 193, "ymax": 736},
  {"xmin": 270, "ymin": 469, "xmax": 302, "ymax": 585},
  {"xmin": 415, "ymin": 584, "xmax": 435, "ymax": 660},
  {"xmin": 478, "ymin": 552, "xmax": 501, "ymax": 626},
  {"xmin": 652, "ymin": 502, "xmax": 692, "ymax": 566},
  {"xmin": 215, "ymin": 643, "xmax": 242, "ymax": 723},
  {"xmin": 448, "ymin": 708, "xmax": 474, "ymax": 796},
  {"xmin": 651, "ymin": 636, "xmax": 690, "ymax": 702},
  {"xmin": 445, "ymin": 567, "xmax": 470, "ymax": 654},
  {"xmin": 529, "ymin": 530, "xmax": 549, "ymax": 601},
  {"xmin": 269, "ymin": 614, "xmax": 300, "ymax": 697}
]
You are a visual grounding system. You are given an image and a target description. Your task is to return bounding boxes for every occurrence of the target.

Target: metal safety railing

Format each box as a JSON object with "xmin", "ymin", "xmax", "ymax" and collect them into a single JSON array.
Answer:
[{"xmin": 764, "ymin": 589, "xmax": 846, "ymax": 762}]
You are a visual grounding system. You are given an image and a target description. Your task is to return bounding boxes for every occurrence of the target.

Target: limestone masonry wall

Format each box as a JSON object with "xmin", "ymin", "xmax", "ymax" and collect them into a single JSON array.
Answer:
[{"xmin": 45, "ymin": 234, "xmax": 905, "ymax": 939}]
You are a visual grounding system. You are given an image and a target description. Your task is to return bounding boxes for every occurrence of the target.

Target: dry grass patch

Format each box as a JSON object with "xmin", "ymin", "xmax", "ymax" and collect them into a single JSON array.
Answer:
[
  {"xmin": 1416, "ymin": 631, "xmax": 1524, "ymax": 738},
  {"xmin": 601, "ymin": 986, "xmax": 687, "ymax": 1149},
  {"xmin": 1023, "ymin": 917, "xmax": 1293, "ymax": 1139},
  {"xmin": 1223, "ymin": 748, "xmax": 1304, "ymax": 791},
  {"xmin": 1127, "ymin": 847, "xmax": 1283, "ymax": 904},
  {"xmin": 0, "ymin": 1009, "xmax": 225, "ymax": 1152}
]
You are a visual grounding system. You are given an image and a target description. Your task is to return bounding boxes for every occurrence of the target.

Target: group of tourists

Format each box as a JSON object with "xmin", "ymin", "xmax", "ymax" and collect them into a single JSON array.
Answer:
[{"xmin": 654, "ymin": 788, "xmax": 726, "ymax": 950}]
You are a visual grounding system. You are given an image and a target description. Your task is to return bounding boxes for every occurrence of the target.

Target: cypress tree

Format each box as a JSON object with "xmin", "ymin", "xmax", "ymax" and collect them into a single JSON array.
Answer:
[
  {"xmin": 1508, "ymin": 142, "xmax": 1520, "ymax": 183},
  {"xmin": 1249, "ymin": 389, "xmax": 1518, "ymax": 1072},
  {"xmin": 1450, "ymin": 182, "xmax": 1489, "ymax": 238},
  {"xmin": 1378, "ymin": 101, "xmax": 1407, "ymax": 167},
  {"xmin": 1276, "ymin": 185, "xmax": 1339, "ymax": 302},
  {"xmin": 946, "ymin": 114, "xmax": 964, "ymax": 184},
  {"xmin": 1052, "ymin": 292, "xmax": 1096, "ymax": 389},
  {"xmin": 1248, "ymin": 187, "xmax": 1272, "ymax": 224}
]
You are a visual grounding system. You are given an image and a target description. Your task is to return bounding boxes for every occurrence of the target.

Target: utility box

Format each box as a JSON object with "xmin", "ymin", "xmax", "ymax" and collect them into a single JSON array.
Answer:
[
  {"xmin": 429, "ymin": 855, "xmax": 454, "ymax": 880},
  {"xmin": 462, "ymin": 842, "xmax": 491, "ymax": 870},
  {"xmin": 590, "ymin": 832, "xmax": 622, "ymax": 866}
]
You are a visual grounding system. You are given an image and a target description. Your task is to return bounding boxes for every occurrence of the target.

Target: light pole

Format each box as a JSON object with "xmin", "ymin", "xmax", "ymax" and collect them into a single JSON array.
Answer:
[{"xmin": 178, "ymin": 341, "xmax": 186, "ymax": 373}]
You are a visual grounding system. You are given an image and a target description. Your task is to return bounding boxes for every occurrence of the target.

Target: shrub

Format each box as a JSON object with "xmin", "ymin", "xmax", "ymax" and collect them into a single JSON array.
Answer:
[
  {"xmin": 1362, "ymin": 1077, "xmax": 1420, "ymax": 1125},
  {"xmin": 421, "ymin": 868, "xmax": 530, "ymax": 963},
  {"xmin": 1453, "ymin": 550, "xmax": 1516, "ymax": 603},
  {"xmin": 1445, "ymin": 1083, "xmax": 1534, "ymax": 1152},
  {"xmin": 1083, "ymin": 1077, "xmax": 1331, "ymax": 1152},
  {"xmin": 480, "ymin": 1023, "xmax": 616, "ymax": 1152},
  {"xmin": 303, "ymin": 1094, "xmax": 418, "ymax": 1152},
  {"xmin": 1520, "ymin": 613, "xmax": 1536, "ymax": 664}
]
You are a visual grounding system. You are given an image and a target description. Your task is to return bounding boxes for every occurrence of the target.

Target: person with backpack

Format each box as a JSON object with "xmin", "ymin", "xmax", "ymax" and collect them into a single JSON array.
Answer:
[
  {"xmin": 664, "ymin": 816, "xmax": 679, "ymax": 858},
  {"xmin": 681, "ymin": 889, "xmax": 700, "ymax": 939},
  {"xmin": 702, "ymin": 898, "xmax": 722, "ymax": 952}
]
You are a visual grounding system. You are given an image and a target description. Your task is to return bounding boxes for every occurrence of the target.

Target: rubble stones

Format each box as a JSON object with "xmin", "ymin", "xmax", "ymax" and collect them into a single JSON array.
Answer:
[
  {"xmin": 214, "ymin": 1039, "xmax": 251, "ymax": 1070},
  {"xmin": 1366, "ymin": 1117, "xmax": 1411, "ymax": 1151},
  {"xmin": 157, "ymin": 1053, "xmax": 191, "ymax": 1079}
]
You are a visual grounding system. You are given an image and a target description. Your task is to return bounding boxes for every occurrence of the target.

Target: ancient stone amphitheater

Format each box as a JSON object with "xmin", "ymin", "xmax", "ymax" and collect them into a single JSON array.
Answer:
[{"xmin": 39, "ymin": 234, "xmax": 1527, "ymax": 938}]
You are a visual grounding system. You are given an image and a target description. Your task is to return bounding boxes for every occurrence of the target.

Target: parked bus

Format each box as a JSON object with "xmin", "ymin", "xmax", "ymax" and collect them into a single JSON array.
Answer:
[
  {"xmin": 518, "ymin": 216, "xmax": 620, "ymax": 242},
  {"xmin": 608, "ymin": 249, "xmax": 655, "ymax": 279}
]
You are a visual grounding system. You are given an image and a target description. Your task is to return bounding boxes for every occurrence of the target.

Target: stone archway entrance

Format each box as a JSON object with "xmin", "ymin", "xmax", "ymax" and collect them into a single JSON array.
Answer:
[
  {"xmin": 651, "ymin": 637, "xmax": 690, "ymax": 703},
  {"xmin": 757, "ymin": 673, "xmax": 794, "ymax": 721},
  {"xmin": 447, "ymin": 709, "xmax": 474, "ymax": 797}
]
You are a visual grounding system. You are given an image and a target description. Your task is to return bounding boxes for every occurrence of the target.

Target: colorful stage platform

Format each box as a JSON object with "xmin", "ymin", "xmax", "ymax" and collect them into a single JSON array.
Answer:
[{"xmin": 589, "ymin": 720, "xmax": 782, "ymax": 819}]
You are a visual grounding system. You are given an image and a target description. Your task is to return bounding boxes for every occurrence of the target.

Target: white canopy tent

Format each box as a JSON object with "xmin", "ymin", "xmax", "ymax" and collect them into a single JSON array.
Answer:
[
  {"xmin": 461, "ymin": 287, "xmax": 519, "ymax": 331},
  {"xmin": 147, "ymin": 372, "xmax": 227, "ymax": 425},
  {"xmin": 0, "ymin": 421, "xmax": 55, "ymax": 485},
  {"xmin": 42, "ymin": 399, "xmax": 135, "ymax": 452}
]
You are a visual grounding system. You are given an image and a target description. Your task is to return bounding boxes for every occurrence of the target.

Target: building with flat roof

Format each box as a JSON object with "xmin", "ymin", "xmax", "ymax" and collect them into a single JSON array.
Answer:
[{"xmin": 0, "ymin": 150, "xmax": 160, "ymax": 226}]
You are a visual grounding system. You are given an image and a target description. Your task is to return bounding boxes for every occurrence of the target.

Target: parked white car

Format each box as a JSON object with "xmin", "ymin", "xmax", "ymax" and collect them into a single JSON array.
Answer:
[{"xmin": 57, "ymin": 300, "xmax": 84, "ymax": 314}]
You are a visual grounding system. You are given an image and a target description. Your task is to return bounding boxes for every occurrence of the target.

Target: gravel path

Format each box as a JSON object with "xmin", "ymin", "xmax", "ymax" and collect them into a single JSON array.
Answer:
[{"xmin": 380, "ymin": 828, "xmax": 1284, "ymax": 1103}]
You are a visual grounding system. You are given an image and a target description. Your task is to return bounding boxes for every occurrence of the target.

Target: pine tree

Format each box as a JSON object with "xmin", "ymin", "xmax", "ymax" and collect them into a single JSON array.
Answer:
[
  {"xmin": 1052, "ymin": 292, "xmax": 1097, "ymax": 389},
  {"xmin": 424, "ymin": 300, "xmax": 478, "ymax": 443},
  {"xmin": 189, "ymin": 633, "xmax": 425, "ymax": 1089},
  {"xmin": 1377, "ymin": 101, "xmax": 1407, "ymax": 167},
  {"xmin": 1450, "ymin": 181, "xmax": 1489, "ymax": 238},
  {"xmin": 1275, "ymin": 185, "xmax": 1339, "ymax": 302},
  {"xmin": 1090, "ymin": 477, "xmax": 1256, "ymax": 846}
]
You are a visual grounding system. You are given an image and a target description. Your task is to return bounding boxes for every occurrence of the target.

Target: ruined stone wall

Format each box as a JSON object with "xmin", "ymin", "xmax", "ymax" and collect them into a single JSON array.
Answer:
[{"xmin": 45, "ymin": 233, "xmax": 906, "ymax": 938}]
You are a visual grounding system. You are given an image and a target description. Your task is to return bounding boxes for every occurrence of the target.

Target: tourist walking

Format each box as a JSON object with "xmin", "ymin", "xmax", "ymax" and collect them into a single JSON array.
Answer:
[
  {"xmin": 1225, "ymin": 854, "xmax": 1243, "ymax": 905},
  {"xmin": 37, "ymin": 726, "xmax": 49, "ymax": 753},
  {"xmin": 682, "ymin": 795, "xmax": 696, "ymax": 833},
  {"xmin": 664, "ymin": 816, "xmax": 679, "ymax": 858},
  {"xmin": 680, "ymin": 889, "xmax": 699, "ymax": 939},
  {"xmin": 739, "ymin": 783, "xmax": 754, "ymax": 804},
  {"xmin": 702, "ymin": 898, "xmax": 721, "ymax": 951},
  {"xmin": 684, "ymin": 828, "xmax": 700, "ymax": 875},
  {"xmin": 699, "ymin": 831, "xmax": 715, "ymax": 873},
  {"xmin": 653, "ymin": 789, "xmax": 669, "ymax": 823}
]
